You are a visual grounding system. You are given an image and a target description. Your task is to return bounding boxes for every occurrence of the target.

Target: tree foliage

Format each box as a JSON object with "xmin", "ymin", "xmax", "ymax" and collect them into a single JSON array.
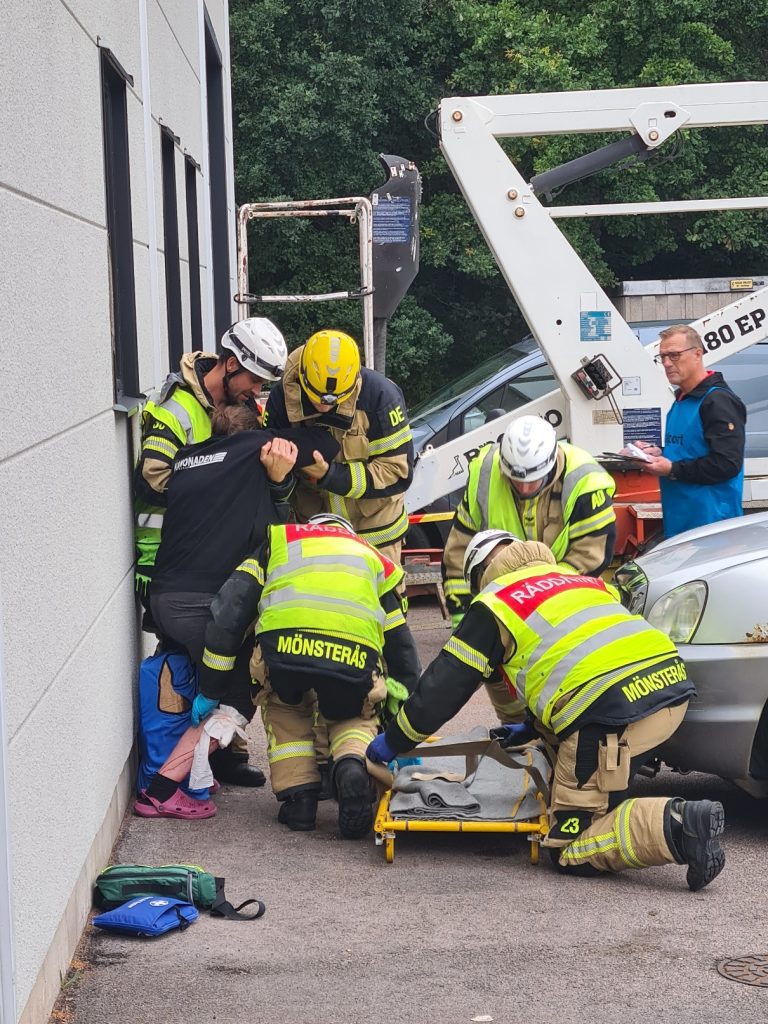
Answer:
[{"xmin": 229, "ymin": 0, "xmax": 768, "ymax": 404}]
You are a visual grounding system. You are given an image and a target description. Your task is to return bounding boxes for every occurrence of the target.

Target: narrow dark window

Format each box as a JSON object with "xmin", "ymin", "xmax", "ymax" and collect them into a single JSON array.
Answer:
[
  {"xmin": 99, "ymin": 44, "xmax": 140, "ymax": 407},
  {"xmin": 161, "ymin": 125, "xmax": 183, "ymax": 368},
  {"xmin": 185, "ymin": 155, "xmax": 203, "ymax": 349},
  {"xmin": 204, "ymin": 9, "xmax": 232, "ymax": 344}
]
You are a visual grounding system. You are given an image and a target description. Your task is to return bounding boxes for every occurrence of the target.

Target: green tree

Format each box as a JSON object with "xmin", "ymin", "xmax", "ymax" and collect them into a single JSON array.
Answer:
[
  {"xmin": 229, "ymin": 0, "xmax": 768, "ymax": 404},
  {"xmin": 229, "ymin": 0, "xmax": 461, "ymax": 404},
  {"xmin": 445, "ymin": 0, "xmax": 768, "ymax": 284}
]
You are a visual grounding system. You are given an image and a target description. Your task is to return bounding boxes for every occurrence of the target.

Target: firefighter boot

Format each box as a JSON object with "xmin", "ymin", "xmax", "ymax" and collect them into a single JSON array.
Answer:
[
  {"xmin": 333, "ymin": 756, "xmax": 374, "ymax": 839},
  {"xmin": 317, "ymin": 761, "xmax": 334, "ymax": 802},
  {"xmin": 209, "ymin": 746, "xmax": 266, "ymax": 788},
  {"xmin": 665, "ymin": 798, "xmax": 726, "ymax": 891},
  {"xmin": 277, "ymin": 786, "xmax": 319, "ymax": 831}
]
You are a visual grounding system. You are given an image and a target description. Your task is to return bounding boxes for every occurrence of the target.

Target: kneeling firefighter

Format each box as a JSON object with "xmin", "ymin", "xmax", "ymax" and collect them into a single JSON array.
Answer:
[
  {"xmin": 197, "ymin": 515, "xmax": 420, "ymax": 838},
  {"xmin": 368, "ymin": 532, "xmax": 725, "ymax": 890}
]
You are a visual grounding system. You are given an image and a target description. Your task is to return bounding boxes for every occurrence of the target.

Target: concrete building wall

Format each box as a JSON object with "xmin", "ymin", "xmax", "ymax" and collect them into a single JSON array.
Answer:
[{"xmin": 0, "ymin": 2, "xmax": 235, "ymax": 1020}]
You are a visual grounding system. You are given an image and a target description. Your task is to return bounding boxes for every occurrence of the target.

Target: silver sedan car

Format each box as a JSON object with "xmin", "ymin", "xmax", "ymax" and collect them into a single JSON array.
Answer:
[{"xmin": 614, "ymin": 511, "xmax": 768, "ymax": 797}]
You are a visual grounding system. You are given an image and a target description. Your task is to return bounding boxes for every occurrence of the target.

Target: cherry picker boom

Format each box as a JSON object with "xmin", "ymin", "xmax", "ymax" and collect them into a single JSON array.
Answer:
[{"xmin": 406, "ymin": 82, "xmax": 768, "ymax": 532}]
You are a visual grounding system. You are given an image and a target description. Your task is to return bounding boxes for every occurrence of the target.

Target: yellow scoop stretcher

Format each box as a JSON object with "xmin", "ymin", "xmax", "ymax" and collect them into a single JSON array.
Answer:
[{"xmin": 371, "ymin": 737, "xmax": 551, "ymax": 864}]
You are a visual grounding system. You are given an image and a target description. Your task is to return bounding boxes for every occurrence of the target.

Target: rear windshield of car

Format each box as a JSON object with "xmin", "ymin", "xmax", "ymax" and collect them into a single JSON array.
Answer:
[{"xmin": 410, "ymin": 343, "xmax": 533, "ymax": 425}]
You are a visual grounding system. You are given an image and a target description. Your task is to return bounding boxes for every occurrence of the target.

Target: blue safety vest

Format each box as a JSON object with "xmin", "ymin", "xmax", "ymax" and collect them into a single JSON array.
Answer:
[{"xmin": 660, "ymin": 385, "xmax": 743, "ymax": 538}]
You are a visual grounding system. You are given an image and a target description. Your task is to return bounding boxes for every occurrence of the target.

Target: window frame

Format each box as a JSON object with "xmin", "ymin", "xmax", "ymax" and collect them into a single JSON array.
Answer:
[{"xmin": 98, "ymin": 42, "xmax": 142, "ymax": 413}]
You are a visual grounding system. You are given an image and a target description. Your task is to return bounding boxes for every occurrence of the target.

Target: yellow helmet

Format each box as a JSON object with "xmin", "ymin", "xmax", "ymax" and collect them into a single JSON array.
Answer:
[{"xmin": 299, "ymin": 330, "xmax": 361, "ymax": 405}]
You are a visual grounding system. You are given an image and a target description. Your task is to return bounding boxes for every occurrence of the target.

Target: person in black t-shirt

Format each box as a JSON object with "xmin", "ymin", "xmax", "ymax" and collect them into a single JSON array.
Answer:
[{"xmin": 146, "ymin": 405, "xmax": 338, "ymax": 790}]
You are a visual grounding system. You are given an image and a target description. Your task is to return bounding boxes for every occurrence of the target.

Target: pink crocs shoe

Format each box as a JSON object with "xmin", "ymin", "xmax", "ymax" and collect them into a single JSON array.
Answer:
[{"xmin": 134, "ymin": 788, "xmax": 217, "ymax": 820}]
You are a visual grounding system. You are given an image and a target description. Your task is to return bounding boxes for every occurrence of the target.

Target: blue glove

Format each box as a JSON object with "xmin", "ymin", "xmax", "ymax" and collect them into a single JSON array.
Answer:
[
  {"xmin": 366, "ymin": 732, "xmax": 398, "ymax": 764},
  {"xmin": 395, "ymin": 756, "xmax": 422, "ymax": 768},
  {"xmin": 191, "ymin": 694, "xmax": 219, "ymax": 727},
  {"xmin": 489, "ymin": 721, "xmax": 537, "ymax": 747}
]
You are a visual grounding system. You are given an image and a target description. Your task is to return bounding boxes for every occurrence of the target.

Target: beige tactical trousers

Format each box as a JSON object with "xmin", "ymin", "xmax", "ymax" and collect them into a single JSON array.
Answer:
[
  {"xmin": 547, "ymin": 701, "xmax": 688, "ymax": 873},
  {"xmin": 310, "ymin": 538, "xmax": 403, "ymax": 765},
  {"xmin": 252, "ymin": 650, "xmax": 386, "ymax": 795}
]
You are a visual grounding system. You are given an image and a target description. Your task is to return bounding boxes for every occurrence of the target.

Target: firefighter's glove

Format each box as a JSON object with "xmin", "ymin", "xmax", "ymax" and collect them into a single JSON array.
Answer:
[
  {"xmin": 135, "ymin": 574, "xmax": 151, "ymax": 601},
  {"xmin": 450, "ymin": 611, "xmax": 464, "ymax": 630},
  {"xmin": 382, "ymin": 677, "xmax": 409, "ymax": 722},
  {"xmin": 489, "ymin": 720, "xmax": 537, "ymax": 748},
  {"xmin": 367, "ymin": 732, "xmax": 398, "ymax": 765},
  {"xmin": 191, "ymin": 694, "xmax": 220, "ymax": 727}
]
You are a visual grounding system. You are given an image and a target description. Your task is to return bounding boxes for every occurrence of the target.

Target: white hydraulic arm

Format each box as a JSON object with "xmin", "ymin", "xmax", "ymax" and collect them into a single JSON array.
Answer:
[{"xmin": 406, "ymin": 82, "xmax": 768, "ymax": 511}]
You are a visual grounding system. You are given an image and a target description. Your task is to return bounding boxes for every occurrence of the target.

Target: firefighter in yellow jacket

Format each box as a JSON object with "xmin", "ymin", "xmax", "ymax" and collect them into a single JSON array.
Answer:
[
  {"xmin": 262, "ymin": 330, "xmax": 413, "ymax": 566},
  {"xmin": 443, "ymin": 414, "xmax": 616, "ymax": 619},
  {"xmin": 197, "ymin": 515, "xmax": 420, "ymax": 838},
  {"xmin": 262, "ymin": 329, "xmax": 414, "ymax": 792},
  {"xmin": 442, "ymin": 413, "xmax": 617, "ymax": 722},
  {"xmin": 369, "ymin": 532, "xmax": 726, "ymax": 891}
]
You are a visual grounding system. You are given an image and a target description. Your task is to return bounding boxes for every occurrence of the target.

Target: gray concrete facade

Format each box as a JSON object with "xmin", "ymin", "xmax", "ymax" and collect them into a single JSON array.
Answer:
[{"xmin": 0, "ymin": 3, "xmax": 235, "ymax": 1021}]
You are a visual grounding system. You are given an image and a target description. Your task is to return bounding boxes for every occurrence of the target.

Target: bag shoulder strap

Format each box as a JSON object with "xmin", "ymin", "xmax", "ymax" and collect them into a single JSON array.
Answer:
[{"xmin": 210, "ymin": 877, "xmax": 266, "ymax": 921}]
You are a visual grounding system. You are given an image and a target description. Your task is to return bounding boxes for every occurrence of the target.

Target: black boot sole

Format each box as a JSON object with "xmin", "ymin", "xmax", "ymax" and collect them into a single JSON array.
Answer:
[
  {"xmin": 336, "ymin": 762, "xmax": 373, "ymax": 840},
  {"xmin": 684, "ymin": 800, "xmax": 725, "ymax": 892}
]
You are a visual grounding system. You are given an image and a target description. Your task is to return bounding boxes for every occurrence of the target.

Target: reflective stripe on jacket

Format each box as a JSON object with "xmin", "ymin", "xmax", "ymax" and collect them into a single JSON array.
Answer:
[
  {"xmin": 263, "ymin": 348, "xmax": 413, "ymax": 547},
  {"xmin": 476, "ymin": 564, "xmax": 679, "ymax": 732}
]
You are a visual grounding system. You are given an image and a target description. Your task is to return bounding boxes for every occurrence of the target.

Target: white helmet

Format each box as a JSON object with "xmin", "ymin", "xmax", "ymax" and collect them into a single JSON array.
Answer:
[
  {"xmin": 464, "ymin": 529, "xmax": 517, "ymax": 592},
  {"xmin": 307, "ymin": 513, "xmax": 355, "ymax": 534},
  {"xmin": 221, "ymin": 318, "xmax": 287, "ymax": 382},
  {"xmin": 499, "ymin": 415, "xmax": 558, "ymax": 483}
]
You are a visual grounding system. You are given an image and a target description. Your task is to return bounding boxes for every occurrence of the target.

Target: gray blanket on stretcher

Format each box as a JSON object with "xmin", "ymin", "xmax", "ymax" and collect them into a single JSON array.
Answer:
[{"xmin": 389, "ymin": 728, "xmax": 550, "ymax": 822}]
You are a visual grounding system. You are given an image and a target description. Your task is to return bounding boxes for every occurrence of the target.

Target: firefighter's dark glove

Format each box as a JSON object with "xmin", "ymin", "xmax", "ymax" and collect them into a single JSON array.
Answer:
[
  {"xmin": 489, "ymin": 720, "xmax": 537, "ymax": 747},
  {"xmin": 366, "ymin": 733, "xmax": 398, "ymax": 765}
]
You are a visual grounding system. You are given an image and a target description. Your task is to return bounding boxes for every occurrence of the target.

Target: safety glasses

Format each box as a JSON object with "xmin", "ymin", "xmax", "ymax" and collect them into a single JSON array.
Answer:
[{"xmin": 653, "ymin": 347, "xmax": 697, "ymax": 365}]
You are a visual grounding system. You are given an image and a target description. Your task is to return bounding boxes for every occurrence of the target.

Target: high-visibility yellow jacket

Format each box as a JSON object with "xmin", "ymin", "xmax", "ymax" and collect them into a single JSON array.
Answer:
[
  {"xmin": 442, "ymin": 441, "xmax": 616, "ymax": 616},
  {"xmin": 200, "ymin": 524, "xmax": 419, "ymax": 700},
  {"xmin": 257, "ymin": 523, "xmax": 404, "ymax": 655},
  {"xmin": 475, "ymin": 564, "xmax": 682, "ymax": 733},
  {"xmin": 387, "ymin": 559, "xmax": 693, "ymax": 753},
  {"xmin": 134, "ymin": 353, "xmax": 216, "ymax": 585}
]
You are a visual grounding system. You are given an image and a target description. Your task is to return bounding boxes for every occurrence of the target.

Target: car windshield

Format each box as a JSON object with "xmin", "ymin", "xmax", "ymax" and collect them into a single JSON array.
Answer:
[{"xmin": 410, "ymin": 340, "xmax": 535, "ymax": 424}]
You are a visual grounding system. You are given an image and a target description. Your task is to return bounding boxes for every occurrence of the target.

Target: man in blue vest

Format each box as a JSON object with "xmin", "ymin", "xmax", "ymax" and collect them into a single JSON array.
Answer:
[{"xmin": 628, "ymin": 325, "xmax": 746, "ymax": 538}]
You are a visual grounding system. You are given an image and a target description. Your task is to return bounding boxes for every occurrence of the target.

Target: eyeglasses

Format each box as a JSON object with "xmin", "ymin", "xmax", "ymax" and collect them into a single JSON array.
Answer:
[{"xmin": 653, "ymin": 347, "xmax": 698, "ymax": 365}]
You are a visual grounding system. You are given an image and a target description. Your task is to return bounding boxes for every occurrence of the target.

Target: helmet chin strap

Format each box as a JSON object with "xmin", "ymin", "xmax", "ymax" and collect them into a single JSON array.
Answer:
[{"xmin": 222, "ymin": 363, "xmax": 247, "ymax": 405}]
